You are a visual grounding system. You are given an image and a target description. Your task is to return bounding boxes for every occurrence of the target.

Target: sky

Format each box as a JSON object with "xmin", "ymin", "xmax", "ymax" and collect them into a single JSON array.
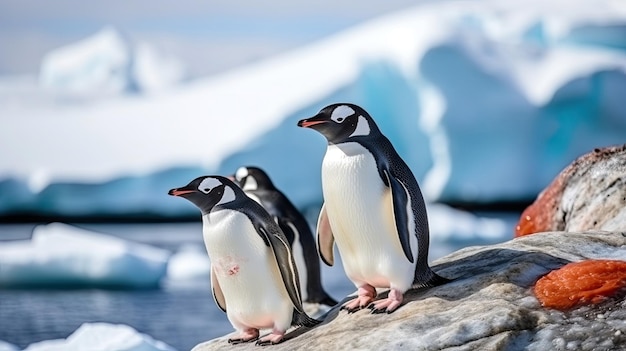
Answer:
[{"xmin": 0, "ymin": 0, "xmax": 422, "ymax": 78}]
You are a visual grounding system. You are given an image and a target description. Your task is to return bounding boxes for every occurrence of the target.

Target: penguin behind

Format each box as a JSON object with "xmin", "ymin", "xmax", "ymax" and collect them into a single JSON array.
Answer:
[
  {"xmin": 168, "ymin": 175, "xmax": 318, "ymax": 345},
  {"xmin": 297, "ymin": 103, "xmax": 448, "ymax": 314},
  {"xmin": 232, "ymin": 166, "xmax": 338, "ymax": 315}
]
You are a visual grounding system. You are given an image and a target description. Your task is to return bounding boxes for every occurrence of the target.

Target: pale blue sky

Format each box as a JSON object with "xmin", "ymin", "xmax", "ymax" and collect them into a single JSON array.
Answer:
[{"xmin": 0, "ymin": 0, "xmax": 421, "ymax": 77}]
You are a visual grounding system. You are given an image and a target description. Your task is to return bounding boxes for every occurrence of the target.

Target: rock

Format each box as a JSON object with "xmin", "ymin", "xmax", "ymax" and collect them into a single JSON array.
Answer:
[
  {"xmin": 192, "ymin": 230, "xmax": 626, "ymax": 351},
  {"xmin": 516, "ymin": 144, "xmax": 626, "ymax": 236}
]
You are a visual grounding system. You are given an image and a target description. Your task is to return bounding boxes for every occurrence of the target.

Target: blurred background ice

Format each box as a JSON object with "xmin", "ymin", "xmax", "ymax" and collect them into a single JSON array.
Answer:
[{"xmin": 0, "ymin": 0, "xmax": 625, "ymax": 350}]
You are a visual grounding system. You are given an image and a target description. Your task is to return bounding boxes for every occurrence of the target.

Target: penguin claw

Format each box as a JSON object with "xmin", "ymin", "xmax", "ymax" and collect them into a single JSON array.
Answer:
[
  {"xmin": 256, "ymin": 331, "xmax": 285, "ymax": 346},
  {"xmin": 228, "ymin": 329, "xmax": 259, "ymax": 344},
  {"xmin": 228, "ymin": 337, "xmax": 257, "ymax": 345}
]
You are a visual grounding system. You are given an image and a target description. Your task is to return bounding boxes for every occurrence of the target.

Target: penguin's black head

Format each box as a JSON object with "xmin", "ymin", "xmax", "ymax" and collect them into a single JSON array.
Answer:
[
  {"xmin": 297, "ymin": 103, "xmax": 379, "ymax": 143},
  {"xmin": 168, "ymin": 175, "xmax": 240, "ymax": 215},
  {"xmin": 232, "ymin": 166, "xmax": 276, "ymax": 191}
]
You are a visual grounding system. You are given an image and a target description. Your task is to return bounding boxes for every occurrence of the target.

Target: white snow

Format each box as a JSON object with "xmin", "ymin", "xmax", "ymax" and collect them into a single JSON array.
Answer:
[
  {"xmin": 23, "ymin": 323, "xmax": 176, "ymax": 351},
  {"xmin": 0, "ymin": 223, "xmax": 170, "ymax": 288}
]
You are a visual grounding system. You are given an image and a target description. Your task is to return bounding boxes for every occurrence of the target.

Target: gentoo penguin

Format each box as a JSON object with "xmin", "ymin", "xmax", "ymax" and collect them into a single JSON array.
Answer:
[
  {"xmin": 232, "ymin": 166, "xmax": 337, "ymax": 313},
  {"xmin": 168, "ymin": 175, "xmax": 318, "ymax": 345},
  {"xmin": 297, "ymin": 103, "xmax": 448, "ymax": 314}
]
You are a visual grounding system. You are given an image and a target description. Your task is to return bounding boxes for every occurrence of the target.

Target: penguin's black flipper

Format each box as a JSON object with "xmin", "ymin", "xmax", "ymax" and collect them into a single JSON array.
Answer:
[
  {"xmin": 383, "ymin": 168, "xmax": 415, "ymax": 264},
  {"xmin": 256, "ymin": 224, "xmax": 307, "ymax": 315}
]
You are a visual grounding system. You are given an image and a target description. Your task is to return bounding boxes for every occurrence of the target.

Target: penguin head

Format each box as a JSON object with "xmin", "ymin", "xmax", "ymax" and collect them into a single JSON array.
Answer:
[
  {"xmin": 297, "ymin": 103, "xmax": 378, "ymax": 143},
  {"xmin": 168, "ymin": 175, "xmax": 239, "ymax": 215},
  {"xmin": 232, "ymin": 166, "xmax": 276, "ymax": 191}
]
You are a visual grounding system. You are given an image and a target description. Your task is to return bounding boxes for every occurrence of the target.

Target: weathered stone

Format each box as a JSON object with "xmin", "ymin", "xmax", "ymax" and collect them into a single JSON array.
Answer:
[
  {"xmin": 192, "ymin": 231, "xmax": 626, "ymax": 351},
  {"xmin": 516, "ymin": 144, "xmax": 626, "ymax": 236}
]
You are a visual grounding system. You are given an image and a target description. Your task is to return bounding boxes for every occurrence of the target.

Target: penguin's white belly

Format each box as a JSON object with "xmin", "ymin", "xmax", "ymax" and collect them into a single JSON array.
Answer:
[
  {"xmin": 322, "ymin": 143, "xmax": 416, "ymax": 290},
  {"xmin": 202, "ymin": 211, "xmax": 292, "ymax": 330}
]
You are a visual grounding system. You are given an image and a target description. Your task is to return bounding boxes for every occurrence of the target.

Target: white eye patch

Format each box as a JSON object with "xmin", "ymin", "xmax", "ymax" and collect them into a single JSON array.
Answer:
[
  {"xmin": 330, "ymin": 105, "xmax": 355, "ymax": 123},
  {"xmin": 198, "ymin": 177, "xmax": 222, "ymax": 194},
  {"xmin": 348, "ymin": 115, "xmax": 371, "ymax": 137}
]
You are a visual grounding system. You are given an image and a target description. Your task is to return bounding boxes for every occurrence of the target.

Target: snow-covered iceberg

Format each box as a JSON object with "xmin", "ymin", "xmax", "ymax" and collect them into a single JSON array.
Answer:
[
  {"xmin": 23, "ymin": 323, "xmax": 176, "ymax": 351},
  {"xmin": 165, "ymin": 244, "xmax": 211, "ymax": 282},
  {"xmin": 1, "ymin": 0, "xmax": 625, "ymax": 218},
  {"xmin": 0, "ymin": 223, "xmax": 170, "ymax": 288},
  {"xmin": 38, "ymin": 27, "xmax": 185, "ymax": 96}
]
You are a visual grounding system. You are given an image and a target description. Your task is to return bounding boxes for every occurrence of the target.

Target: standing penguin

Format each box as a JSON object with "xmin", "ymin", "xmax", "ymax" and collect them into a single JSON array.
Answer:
[
  {"xmin": 232, "ymin": 166, "xmax": 337, "ymax": 313},
  {"xmin": 297, "ymin": 103, "xmax": 448, "ymax": 314},
  {"xmin": 168, "ymin": 175, "xmax": 318, "ymax": 345}
]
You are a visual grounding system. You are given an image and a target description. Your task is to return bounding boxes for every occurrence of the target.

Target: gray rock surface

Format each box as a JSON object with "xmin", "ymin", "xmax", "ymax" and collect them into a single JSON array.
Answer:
[{"xmin": 192, "ymin": 231, "xmax": 626, "ymax": 351}]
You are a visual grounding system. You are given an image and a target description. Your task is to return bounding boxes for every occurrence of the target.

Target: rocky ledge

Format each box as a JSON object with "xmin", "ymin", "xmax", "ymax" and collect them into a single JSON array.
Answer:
[{"xmin": 193, "ymin": 230, "xmax": 626, "ymax": 351}]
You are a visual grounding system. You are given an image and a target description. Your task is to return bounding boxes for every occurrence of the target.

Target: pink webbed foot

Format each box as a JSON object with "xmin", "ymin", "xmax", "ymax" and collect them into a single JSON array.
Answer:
[
  {"xmin": 256, "ymin": 329, "xmax": 286, "ymax": 346},
  {"xmin": 341, "ymin": 285, "xmax": 377, "ymax": 313},
  {"xmin": 368, "ymin": 288, "xmax": 404, "ymax": 314},
  {"xmin": 227, "ymin": 328, "xmax": 259, "ymax": 344}
]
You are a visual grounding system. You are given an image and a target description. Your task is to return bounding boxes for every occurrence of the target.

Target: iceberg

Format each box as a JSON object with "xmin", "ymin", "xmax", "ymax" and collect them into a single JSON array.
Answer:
[
  {"xmin": 0, "ymin": 341, "xmax": 18, "ymax": 351},
  {"xmin": 38, "ymin": 27, "xmax": 186, "ymax": 96},
  {"xmin": 0, "ymin": 0, "xmax": 625, "ymax": 217},
  {"xmin": 0, "ymin": 223, "xmax": 170, "ymax": 288},
  {"xmin": 23, "ymin": 323, "xmax": 176, "ymax": 351},
  {"xmin": 166, "ymin": 244, "xmax": 211, "ymax": 282}
]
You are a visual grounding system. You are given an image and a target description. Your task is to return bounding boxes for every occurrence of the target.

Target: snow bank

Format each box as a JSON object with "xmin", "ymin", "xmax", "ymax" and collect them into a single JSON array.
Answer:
[
  {"xmin": 24, "ymin": 323, "xmax": 176, "ymax": 351},
  {"xmin": 0, "ymin": 223, "xmax": 170, "ymax": 288},
  {"xmin": 38, "ymin": 27, "xmax": 185, "ymax": 96},
  {"xmin": 1, "ymin": 0, "xmax": 625, "ymax": 217}
]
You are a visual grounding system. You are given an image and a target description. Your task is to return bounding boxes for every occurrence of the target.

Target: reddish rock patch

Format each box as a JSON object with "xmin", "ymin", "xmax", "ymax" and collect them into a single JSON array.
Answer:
[
  {"xmin": 534, "ymin": 260, "xmax": 626, "ymax": 310},
  {"xmin": 515, "ymin": 144, "xmax": 626, "ymax": 237}
]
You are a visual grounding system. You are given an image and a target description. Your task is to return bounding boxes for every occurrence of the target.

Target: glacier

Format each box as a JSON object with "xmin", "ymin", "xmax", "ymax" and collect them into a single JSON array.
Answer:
[{"xmin": 0, "ymin": 0, "xmax": 625, "ymax": 218}]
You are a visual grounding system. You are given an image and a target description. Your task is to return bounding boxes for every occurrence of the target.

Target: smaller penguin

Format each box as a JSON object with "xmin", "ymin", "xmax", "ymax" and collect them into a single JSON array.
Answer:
[
  {"xmin": 169, "ymin": 175, "xmax": 318, "ymax": 345},
  {"xmin": 231, "ymin": 166, "xmax": 338, "ymax": 314}
]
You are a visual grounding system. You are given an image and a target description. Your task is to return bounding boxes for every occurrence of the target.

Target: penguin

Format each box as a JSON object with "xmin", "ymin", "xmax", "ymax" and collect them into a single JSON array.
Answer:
[
  {"xmin": 168, "ymin": 175, "xmax": 318, "ymax": 345},
  {"xmin": 297, "ymin": 103, "xmax": 448, "ymax": 314},
  {"xmin": 231, "ymin": 166, "xmax": 338, "ymax": 314}
]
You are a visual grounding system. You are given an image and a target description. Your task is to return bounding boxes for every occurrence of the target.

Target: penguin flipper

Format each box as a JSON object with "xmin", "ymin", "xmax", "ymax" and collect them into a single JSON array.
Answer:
[
  {"xmin": 383, "ymin": 169, "xmax": 415, "ymax": 264},
  {"xmin": 316, "ymin": 203, "xmax": 335, "ymax": 266},
  {"xmin": 257, "ymin": 225, "xmax": 306, "ymax": 314},
  {"xmin": 210, "ymin": 266, "xmax": 227, "ymax": 313}
]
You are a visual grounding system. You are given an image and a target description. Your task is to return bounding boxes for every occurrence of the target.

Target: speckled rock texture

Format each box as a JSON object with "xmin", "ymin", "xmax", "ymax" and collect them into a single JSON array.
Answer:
[
  {"xmin": 192, "ymin": 231, "xmax": 626, "ymax": 351},
  {"xmin": 516, "ymin": 144, "xmax": 626, "ymax": 236}
]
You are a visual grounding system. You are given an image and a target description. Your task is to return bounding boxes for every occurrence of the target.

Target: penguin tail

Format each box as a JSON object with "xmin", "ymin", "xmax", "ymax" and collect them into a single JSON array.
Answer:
[
  {"xmin": 292, "ymin": 310, "xmax": 321, "ymax": 328},
  {"xmin": 306, "ymin": 291, "xmax": 339, "ymax": 308},
  {"xmin": 412, "ymin": 270, "xmax": 450, "ymax": 289}
]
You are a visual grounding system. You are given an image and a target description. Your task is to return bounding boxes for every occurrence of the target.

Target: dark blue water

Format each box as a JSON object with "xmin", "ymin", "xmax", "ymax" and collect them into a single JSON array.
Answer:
[{"xmin": 0, "ymin": 217, "xmax": 516, "ymax": 350}]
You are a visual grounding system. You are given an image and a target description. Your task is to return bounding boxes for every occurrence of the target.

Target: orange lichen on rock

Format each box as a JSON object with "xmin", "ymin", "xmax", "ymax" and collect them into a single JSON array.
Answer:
[
  {"xmin": 514, "ymin": 183, "xmax": 560, "ymax": 237},
  {"xmin": 534, "ymin": 260, "xmax": 626, "ymax": 310}
]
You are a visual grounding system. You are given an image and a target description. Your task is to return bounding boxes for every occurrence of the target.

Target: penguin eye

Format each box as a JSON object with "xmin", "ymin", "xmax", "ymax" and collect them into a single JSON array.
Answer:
[
  {"xmin": 203, "ymin": 188, "xmax": 210, "ymax": 192},
  {"xmin": 337, "ymin": 117, "xmax": 344, "ymax": 122}
]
